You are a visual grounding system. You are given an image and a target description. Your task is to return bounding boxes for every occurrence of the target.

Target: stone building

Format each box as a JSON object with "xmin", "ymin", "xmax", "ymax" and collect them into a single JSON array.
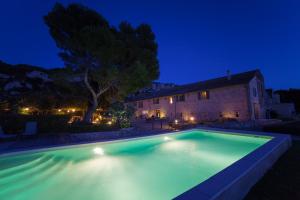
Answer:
[
  {"xmin": 265, "ymin": 89, "xmax": 296, "ymax": 118},
  {"xmin": 127, "ymin": 70, "xmax": 266, "ymax": 122}
]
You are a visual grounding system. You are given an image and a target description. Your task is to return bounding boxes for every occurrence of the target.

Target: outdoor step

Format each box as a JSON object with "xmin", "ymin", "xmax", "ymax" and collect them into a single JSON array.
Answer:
[
  {"xmin": 0, "ymin": 154, "xmax": 52, "ymax": 179},
  {"xmin": 0, "ymin": 156, "xmax": 68, "ymax": 197},
  {"xmin": 0, "ymin": 155, "xmax": 57, "ymax": 186}
]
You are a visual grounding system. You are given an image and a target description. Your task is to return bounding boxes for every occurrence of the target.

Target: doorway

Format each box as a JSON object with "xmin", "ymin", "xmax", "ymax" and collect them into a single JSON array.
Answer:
[{"xmin": 155, "ymin": 110, "xmax": 161, "ymax": 118}]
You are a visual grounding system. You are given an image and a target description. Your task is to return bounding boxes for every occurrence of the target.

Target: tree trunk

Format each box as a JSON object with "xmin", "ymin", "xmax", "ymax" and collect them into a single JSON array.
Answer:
[
  {"xmin": 82, "ymin": 69, "xmax": 98, "ymax": 123},
  {"xmin": 82, "ymin": 68, "xmax": 112, "ymax": 123},
  {"xmin": 83, "ymin": 97, "xmax": 98, "ymax": 123}
]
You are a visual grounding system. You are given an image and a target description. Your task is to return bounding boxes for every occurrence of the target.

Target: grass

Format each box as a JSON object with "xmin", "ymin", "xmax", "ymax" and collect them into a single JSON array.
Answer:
[{"xmin": 245, "ymin": 140, "xmax": 300, "ymax": 199}]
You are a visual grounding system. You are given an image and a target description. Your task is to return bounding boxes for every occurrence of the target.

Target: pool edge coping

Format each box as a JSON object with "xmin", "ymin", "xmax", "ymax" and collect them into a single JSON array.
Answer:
[
  {"xmin": 0, "ymin": 128, "xmax": 292, "ymax": 200},
  {"xmin": 175, "ymin": 127, "xmax": 292, "ymax": 200},
  {"xmin": 0, "ymin": 128, "xmax": 273, "ymax": 157}
]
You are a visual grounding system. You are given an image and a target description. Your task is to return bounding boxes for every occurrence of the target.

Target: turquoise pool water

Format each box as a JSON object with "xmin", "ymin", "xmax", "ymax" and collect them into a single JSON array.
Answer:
[{"xmin": 0, "ymin": 130, "xmax": 271, "ymax": 200}]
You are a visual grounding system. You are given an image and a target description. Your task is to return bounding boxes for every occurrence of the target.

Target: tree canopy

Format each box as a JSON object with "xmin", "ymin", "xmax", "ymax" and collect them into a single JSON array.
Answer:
[{"xmin": 44, "ymin": 3, "xmax": 159, "ymax": 122}]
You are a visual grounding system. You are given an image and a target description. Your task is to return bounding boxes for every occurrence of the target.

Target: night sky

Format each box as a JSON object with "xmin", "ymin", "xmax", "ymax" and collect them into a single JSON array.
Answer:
[{"xmin": 1, "ymin": 0, "xmax": 299, "ymax": 89}]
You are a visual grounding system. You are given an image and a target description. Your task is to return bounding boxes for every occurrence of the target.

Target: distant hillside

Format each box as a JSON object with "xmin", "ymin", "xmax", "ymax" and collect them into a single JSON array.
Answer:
[
  {"xmin": 0, "ymin": 60, "xmax": 58, "ymax": 97},
  {"xmin": 0, "ymin": 60, "xmax": 85, "ymax": 110}
]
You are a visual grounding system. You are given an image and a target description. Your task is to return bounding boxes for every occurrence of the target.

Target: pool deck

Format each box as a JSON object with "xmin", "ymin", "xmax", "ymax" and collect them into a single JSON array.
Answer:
[
  {"xmin": 175, "ymin": 128, "xmax": 292, "ymax": 200},
  {"xmin": 0, "ymin": 127, "xmax": 292, "ymax": 200}
]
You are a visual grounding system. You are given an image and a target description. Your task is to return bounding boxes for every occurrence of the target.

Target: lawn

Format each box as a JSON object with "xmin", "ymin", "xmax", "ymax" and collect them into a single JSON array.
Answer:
[{"xmin": 245, "ymin": 140, "xmax": 300, "ymax": 199}]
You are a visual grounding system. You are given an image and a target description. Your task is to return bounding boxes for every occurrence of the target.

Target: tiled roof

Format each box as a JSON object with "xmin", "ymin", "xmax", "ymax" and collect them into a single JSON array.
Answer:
[{"xmin": 127, "ymin": 69, "xmax": 263, "ymax": 102}]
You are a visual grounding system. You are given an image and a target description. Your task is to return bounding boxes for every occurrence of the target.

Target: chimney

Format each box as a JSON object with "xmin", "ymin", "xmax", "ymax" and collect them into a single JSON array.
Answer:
[{"xmin": 226, "ymin": 70, "xmax": 231, "ymax": 80}]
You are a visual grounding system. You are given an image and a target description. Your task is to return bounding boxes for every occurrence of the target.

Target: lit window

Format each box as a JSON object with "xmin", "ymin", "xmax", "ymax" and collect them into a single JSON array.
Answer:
[
  {"xmin": 219, "ymin": 112, "xmax": 223, "ymax": 118},
  {"xmin": 198, "ymin": 91, "xmax": 209, "ymax": 100},
  {"xmin": 169, "ymin": 97, "xmax": 173, "ymax": 104}
]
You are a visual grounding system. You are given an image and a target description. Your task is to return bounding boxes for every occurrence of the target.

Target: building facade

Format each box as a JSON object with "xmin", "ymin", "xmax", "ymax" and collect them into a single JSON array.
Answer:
[
  {"xmin": 127, "ymin": 70, "xmax": 266, "ymax": 122},
  {"xmin": 265, "ymin": 89, "xmax": 296, "ymax": 118}
]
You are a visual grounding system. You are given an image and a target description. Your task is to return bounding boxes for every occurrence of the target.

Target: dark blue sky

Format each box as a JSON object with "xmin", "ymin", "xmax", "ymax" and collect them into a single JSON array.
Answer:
[{"xmin": 1, "ymin": 0, "xmax": 299, "ymax": 89}]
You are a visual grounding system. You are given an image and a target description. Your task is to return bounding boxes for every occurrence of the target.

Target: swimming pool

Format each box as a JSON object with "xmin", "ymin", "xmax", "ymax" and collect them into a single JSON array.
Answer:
[{"xmin": 0, "ymin": 129, "xmax": 287, "ymax": 200}]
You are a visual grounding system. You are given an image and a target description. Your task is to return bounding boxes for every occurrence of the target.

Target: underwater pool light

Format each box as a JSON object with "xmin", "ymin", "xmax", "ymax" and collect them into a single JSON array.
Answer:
[{"xmin": 93, "ymin": 147, "xmax": 104, "ymax": 155}]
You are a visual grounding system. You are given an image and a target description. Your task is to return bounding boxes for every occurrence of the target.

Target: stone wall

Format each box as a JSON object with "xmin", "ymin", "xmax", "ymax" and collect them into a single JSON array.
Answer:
[
  {"xmin": 134, "ymin": 84, "xmax": 253, "ymax": 122},
  {"xmin": 131, "ymin": 77, "xmax": 266, "ymax": 122}
]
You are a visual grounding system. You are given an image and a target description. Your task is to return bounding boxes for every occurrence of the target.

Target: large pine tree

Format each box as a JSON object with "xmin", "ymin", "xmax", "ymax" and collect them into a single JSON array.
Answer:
[{"xmin": 44, "ymin": 3, "xmax": 159, "ymax": 123}]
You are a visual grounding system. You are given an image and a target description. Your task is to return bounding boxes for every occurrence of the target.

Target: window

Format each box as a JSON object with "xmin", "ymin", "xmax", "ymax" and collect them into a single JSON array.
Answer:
[
  {"xmin": 219, "ymin": 112, "xmax": 223, "ymax": 118},
  {"xmin": 235, "ymin": 112, "xmax": 239, "ymax": 118},
  {"xmin": 198, "ymin": 91, "xmax": 210, "ymax": 100},
  {"xmin": 153, "ymin": 98, "xmax": 159, "ymax": 104},
  {"xmin": 253, "ymin": 88, "xmax": 257, "ymax": 97},
  {"xmin": 257, "ymin": 82, "xmax": 264, "ymax": 98},
  {"xmin": 176, "ymin": 95, "xmax": 185, "ymax": 102},
  {"xmin": 138, "ymin": 101, "xmax": 143, "ymax": 108}
]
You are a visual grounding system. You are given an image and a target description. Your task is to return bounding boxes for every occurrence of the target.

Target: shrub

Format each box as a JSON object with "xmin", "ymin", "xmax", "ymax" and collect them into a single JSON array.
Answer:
[
  {"xmin": 108, "ymin": 102, "xmax": 135, "ymax": 128},
  {"xmin": 0, "ymin": 114, "xmax": 119, "ymax": 135}
]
